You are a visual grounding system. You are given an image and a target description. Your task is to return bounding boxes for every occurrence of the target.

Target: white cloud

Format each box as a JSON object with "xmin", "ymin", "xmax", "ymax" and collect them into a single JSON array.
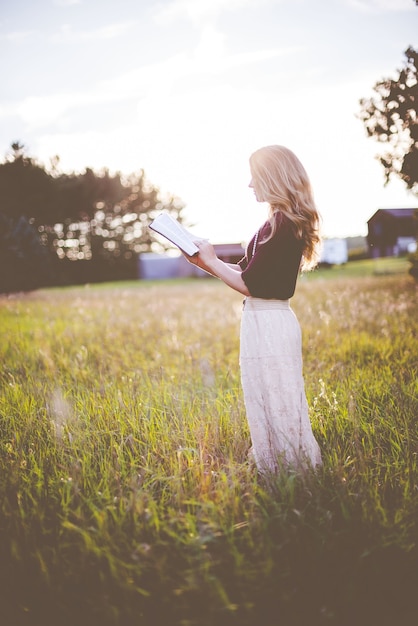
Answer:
[
  {"xmin": 191, "ymin": 24, "xmax": 296, "ymax": 74},
  {"xmin": 154, "ymin": 0, "xmax": 269, "ymax": 25},
  {"xmin": 96, "ymin": 37, "xmax": 295, "ymax": 102},
  {"xmin": 16, "ymin": 92, "xmax": 103, "ymax": 129},
  {"xmin": 50, "ymin": 21, "xmax": 134, "ymax": 43},
  {"xmin": 53, "ymin": 0, "xmax": 82, "ymax": 6},
  {"xmin": 11, "ymin": 52, "xmax": 192, "ymax": 131},
  {"xmin": 0, "ymin": 103, "xmax": 15, "ymax": 119},
  {"xmin": 0, "ymin": 30, "xmax": 35, "ymax": 43},
  {"xmin": 345, "ymin": 0, "xmax": 416, "ymax": 12},
  {"xmin": 193, "ymin": 24, "xmax": 225, "ymax": 66},
  {"xmin": 217, "ymin": 45, "xmax": 301, "ymax": 74},
  {"xmin": 98, "ymin": 52, "xmax": 191, "ymax": 100}
]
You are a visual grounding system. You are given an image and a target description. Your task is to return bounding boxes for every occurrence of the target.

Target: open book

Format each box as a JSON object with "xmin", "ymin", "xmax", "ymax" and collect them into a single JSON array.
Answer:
[{"xmin": 149, "ymin": 213, "xmax": 200, "ymax": 256}]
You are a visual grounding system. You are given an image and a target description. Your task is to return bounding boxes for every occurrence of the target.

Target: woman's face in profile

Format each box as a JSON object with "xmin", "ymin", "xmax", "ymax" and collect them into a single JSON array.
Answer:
[{"xmin": 249, "ymin": 175, "xmax": 264, "ymax": 203}]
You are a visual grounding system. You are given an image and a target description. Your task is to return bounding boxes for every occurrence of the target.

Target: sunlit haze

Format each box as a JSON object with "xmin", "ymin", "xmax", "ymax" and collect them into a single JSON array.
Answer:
[{"xmin": 1, "ymin": 0, "xmax": 417, "ymax": 244}]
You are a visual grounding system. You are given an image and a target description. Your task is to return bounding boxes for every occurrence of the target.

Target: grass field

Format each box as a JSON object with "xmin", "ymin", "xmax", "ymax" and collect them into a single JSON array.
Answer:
[{"xmin": 1, "ymin": 259, "xmax": 418, "ymax": 626}]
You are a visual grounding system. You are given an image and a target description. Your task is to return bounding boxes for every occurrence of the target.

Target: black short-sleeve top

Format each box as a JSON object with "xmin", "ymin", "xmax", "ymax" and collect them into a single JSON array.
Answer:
[{"xmin": 238, "ymin": 212, "xmax": 303, "ymax": 299}]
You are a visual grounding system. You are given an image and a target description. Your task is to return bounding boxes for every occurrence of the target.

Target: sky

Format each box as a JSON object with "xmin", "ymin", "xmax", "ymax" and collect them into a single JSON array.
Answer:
[{"xmin": 0, "ymin": 0, "xmax": 417, "ymax": 244}]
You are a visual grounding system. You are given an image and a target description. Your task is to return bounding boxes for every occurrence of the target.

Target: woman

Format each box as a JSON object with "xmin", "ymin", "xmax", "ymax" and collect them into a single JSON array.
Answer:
[{"xmin": 187, "ymin": 145, "xmax": 322, "ymax": 473}]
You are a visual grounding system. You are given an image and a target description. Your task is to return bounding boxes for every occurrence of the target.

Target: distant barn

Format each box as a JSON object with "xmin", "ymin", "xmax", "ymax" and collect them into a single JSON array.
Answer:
[
  {"xmin": 213, "ymin": 243, "xmax": 245, "ymax": 264},
  {"xmin": 367, "ymin": 208, "xmax": 417, "ymax": 258}
]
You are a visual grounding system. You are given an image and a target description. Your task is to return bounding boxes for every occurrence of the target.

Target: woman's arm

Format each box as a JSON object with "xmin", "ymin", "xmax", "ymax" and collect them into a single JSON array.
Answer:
[
  {"xmin": 206, "ymin": 258, "xmax": 250, "ymax": 296},
  {"xmin": 182, "ymin": 252, "xmax": 216, "ymax": 277},
  {"xmin": 226, "ymin": 263, "xmax": 241, "ymax": 270},
  {"xmin": 193, "ymin": 241, "xmax": 250, "ymax": 296}
]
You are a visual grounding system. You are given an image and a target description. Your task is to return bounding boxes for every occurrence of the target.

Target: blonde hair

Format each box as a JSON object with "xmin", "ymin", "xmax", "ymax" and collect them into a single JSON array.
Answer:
[{"xmin": 249, "ymin": 145, "xmax": 321, "ymax": 271}]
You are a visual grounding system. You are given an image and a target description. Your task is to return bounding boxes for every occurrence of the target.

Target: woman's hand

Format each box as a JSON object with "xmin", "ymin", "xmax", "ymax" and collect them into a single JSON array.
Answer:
[
  {"xmin": 182, "ymin": 240, "xmax": 217, "ymax": 276},
  {"xmin": 193, "ymin": 239, "xmax": 217, "ymax": 266}
]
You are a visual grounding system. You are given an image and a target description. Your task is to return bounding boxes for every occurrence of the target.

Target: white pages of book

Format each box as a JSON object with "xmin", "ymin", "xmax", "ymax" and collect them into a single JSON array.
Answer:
[{"xmin": 149, "ymin": 213, "xmax": 199, "ymax": 256}]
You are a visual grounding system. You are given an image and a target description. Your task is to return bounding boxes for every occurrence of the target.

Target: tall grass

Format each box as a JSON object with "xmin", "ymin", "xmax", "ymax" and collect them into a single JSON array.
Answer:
[{"xmin": 1, "ymin": 269, "xmax": 418, "ymax": 626}]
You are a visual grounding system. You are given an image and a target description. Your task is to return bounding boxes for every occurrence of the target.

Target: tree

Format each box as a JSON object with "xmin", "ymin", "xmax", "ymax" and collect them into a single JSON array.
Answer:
[
  {"xmin": 0, "ymin": 144, "xmax": 128, "ymax": 225},
  {"xmin": 0, "ymin": 143, "xmax": 188, "ymax": 289},
  {"xmin": 0, "ymin": 143, "xmax": 58, "ymax": 223},
  {"xmin": 0, "ymin": 213, "xmax": 53, "ymax": 292},
  {"xmin": 358, "ymin": 46, "xmax": 418, "ymax": 194}
]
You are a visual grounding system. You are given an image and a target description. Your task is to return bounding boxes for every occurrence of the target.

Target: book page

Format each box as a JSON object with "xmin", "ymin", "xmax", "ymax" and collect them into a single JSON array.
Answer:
[{"xmin": 149, "ymin": 213, "xmax": 199, "ymax": 256}]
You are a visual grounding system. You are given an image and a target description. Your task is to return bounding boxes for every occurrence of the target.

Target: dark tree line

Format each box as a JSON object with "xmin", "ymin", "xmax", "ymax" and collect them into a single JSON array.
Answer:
[{"xmin": 0, "ymin": 143, "xmax": 186, "ymax": 292}]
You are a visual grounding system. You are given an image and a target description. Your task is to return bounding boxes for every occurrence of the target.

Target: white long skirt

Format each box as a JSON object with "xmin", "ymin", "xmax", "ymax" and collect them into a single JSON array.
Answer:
[{"xmin": 240, "ymin": 297, "xmax": 322, "ymax": 473}]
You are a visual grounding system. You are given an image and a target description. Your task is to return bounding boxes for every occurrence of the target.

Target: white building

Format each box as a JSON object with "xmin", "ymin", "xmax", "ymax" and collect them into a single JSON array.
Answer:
[{"xmin": 320, "ymin": 239, "xmax": 348, "ymax": 266}]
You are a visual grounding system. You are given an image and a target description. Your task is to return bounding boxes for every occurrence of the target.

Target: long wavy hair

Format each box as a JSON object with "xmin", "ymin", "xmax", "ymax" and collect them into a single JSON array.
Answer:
[{"xmin": 249, "ymin": 145, "xmax": 321, "ymax": 271}]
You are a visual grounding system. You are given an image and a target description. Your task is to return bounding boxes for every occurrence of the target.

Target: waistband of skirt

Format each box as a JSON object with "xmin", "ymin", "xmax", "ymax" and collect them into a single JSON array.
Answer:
[{"xmin": 243, "ymin": 297, "xmax": 290, "ymax": 311}]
